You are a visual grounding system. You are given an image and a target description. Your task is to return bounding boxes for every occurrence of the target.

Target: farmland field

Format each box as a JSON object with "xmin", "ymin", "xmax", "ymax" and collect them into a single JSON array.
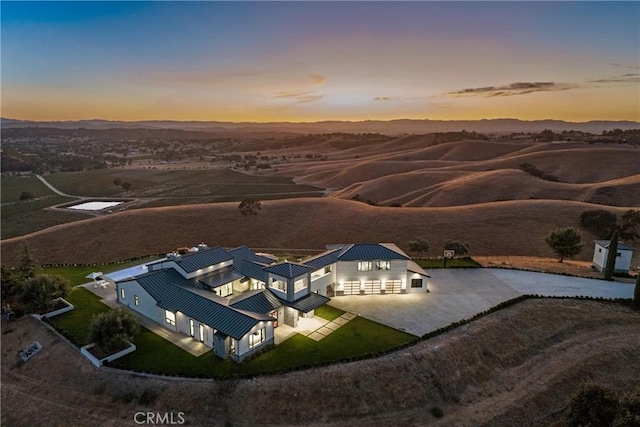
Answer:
[
  {"xmin": 1, "ymin": 175, "xmax": 55, "ymax": 202},
  {"xmin": 44, "ymin": 168, "xmax": 323, "ymax": 198},
  {"xmin": 1, "ymin": 195, "xmax": 88, "ymax": 240}
]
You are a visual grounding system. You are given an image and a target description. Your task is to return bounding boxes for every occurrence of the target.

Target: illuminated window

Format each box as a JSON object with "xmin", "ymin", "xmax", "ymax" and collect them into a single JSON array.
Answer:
[
  {"xmin": 134, "ymin": 295, "xmax": 139, "ymax": 306},
  {"xmin": 215, "ymin": 282, "xmax": 233, "ymax": 298},
  {"xmin": 357, "ymin": 261, "xmax": 373, "ymax": 271},
  {"xmin": 165, "ymin": 310, "xmax": 176, "ymax": 326},
  {"xmin": 294, "ymin": 278, "xmax": 307, "ymax": 292},
  {"xmin": 376, "ymin": 261, "xmax": 390, "ymax": 270},
  {"xmin": 189, "ymin": 319, "xmax": 195, "ymax": 337},
  {"xmin": 120, "ymin": 288, "xmax": 126, "ymax": 299},
  {"xmin": 324, "ymin": 265, "xmax": 332, "ymax": 274},
  {"xmin": 270, "ymin": 279, "xmax": 286, "ymax": 292},
  {"xmin": 249, "ymin": 328, "xmax": 266, "ymax": 349}
]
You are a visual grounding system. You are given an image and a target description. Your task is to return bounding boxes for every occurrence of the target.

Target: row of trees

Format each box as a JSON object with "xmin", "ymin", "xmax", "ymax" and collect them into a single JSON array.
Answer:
[
  {"xmin": 1, "ymin": 247, "xmax": 140, "ymax": 354},
  {"xmin": 1, "ymin": 247, "xmax": 71, "ymax": 315}
]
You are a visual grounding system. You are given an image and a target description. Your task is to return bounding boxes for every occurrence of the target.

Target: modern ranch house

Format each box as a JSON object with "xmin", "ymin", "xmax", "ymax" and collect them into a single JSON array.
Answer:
[{"xmin": 115, "ymin": 243, "xmax": 429, "ymax": 362}]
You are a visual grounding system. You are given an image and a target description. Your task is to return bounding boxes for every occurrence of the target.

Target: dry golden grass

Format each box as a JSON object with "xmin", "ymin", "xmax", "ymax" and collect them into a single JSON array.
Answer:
[
  {"xmin": 274, "ymin": 140, "xmax": 640, "ymax": 208},
  {"xmin": 1, "ymin": 198, "xmax": 634, "ymax": 266}
]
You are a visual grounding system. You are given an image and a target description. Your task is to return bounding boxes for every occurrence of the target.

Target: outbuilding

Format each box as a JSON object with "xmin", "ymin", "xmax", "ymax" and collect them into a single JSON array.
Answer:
[{"xmin": 592, "ymin": 240, "xmax": 636, "ymax": 274}]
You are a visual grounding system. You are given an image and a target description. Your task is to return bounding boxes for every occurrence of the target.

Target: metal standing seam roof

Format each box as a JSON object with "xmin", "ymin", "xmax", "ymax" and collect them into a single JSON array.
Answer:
[
  {"xmin": 234, "ymin": 259, "xmax": 269, "ymax": 283},
  {"xmin": 275, "ymin": 292, "xmax": 331, "ymax": 313},
  {"xmin": 228, "ymin": 246, "xmax": 277, "ymax": 265},
  {"xmin": 302, "ymin": 249, "xmax": 342, "ymax": 269},
  {"xmin": 229, "ymin": 290, "xmax": 282, "ymax": 314},
  {"xmin": 196, "ymin": 267, "xmax": 244, "ymax": 289},
  {"xmin": 134, "ymin": 270, "xmax": 272, "ymax": 339},
  {"xmin": 263, "ymin": 262, "xmax": 315, "ymax": 279},
  {"xmin": 173, "ymin": 247, "xmax": 234, "ymax": 273},
  {"xmin": 594, "ymin": 240, "xmax": 636, "ymax": 251},
  {"xmin": 335, "ymin": 243, "xmax": 410, "ymax": 261}
]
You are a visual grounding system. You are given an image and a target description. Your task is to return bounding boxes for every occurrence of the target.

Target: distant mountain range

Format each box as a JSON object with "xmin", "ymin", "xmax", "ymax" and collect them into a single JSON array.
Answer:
[{"xmin": 2, "ymin": 117, "xmax": 638, "ymax": 134}]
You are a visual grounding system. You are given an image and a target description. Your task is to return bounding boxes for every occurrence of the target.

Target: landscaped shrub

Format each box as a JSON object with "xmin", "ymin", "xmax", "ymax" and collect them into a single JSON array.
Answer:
[{"xmin": 88, "ymin": 307, "xmax": 140, "ymax": 354}]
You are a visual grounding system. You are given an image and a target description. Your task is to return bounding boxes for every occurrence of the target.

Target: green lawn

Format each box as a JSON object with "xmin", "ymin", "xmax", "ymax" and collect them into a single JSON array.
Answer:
[
  {"xmin": 49, "ymin": 287, "xmax": 111, "ymax": 346},
  {"xmin": 416, "ymin": 257, "xmax": 480, "ymax": 269},
  {"xmin": 113, "ymin": 316, "xmax": 416, "ymax": 378},
  {"xmin": 315, "ymin": 304, "xmax": 345, "ymax": 321}
]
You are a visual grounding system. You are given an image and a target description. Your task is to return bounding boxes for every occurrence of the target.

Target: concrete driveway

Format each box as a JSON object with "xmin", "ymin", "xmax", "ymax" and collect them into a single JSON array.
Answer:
[{"xmin": 328, "ymin": 268, "xmax": 635, "ymax": 337}]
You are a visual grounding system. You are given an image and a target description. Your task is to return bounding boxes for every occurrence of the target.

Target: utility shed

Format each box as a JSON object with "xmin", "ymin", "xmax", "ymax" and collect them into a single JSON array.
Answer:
[{"xmin": 592, "ymin": 240, "xmax": 636, "ymax": 273}]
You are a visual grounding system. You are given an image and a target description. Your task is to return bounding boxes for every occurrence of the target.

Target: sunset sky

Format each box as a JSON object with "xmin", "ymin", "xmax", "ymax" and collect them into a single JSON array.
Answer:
[{"xmin": 2, "ymin": 1, "xmax": 639, "ymax": 122}]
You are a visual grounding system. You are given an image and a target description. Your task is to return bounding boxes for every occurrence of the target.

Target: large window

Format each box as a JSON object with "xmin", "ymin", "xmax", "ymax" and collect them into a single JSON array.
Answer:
[
  {"xmin": 215, "ymin": 282, "xmax": 233, "ymax": 298},
  {"xmin": 270, "ymin": 279, "xmax": 286, "ymax": 292},
  {"xmin": 376, "ymin": 261, "xmax": 390, "ymax": 270},
  {"xmin": 189, "ymin": 319, "xmax": 195, "ymax": 337},
  {"xmin": 411, "ymin": 278, "xmax": 423, "ymax": 288},
  {"xmin": 357, "ymin": 261, "xmax": 373, "ymax": 271},
  {"xmin": 294, "ymin": 278, "xmax": 307, "ymax": 292},
  {"xmin": 165, "ymin": 310, "xmax": 176, "ymax": 326},
  {"xmin": 249, "ymin": 328, "xmax": 266, "ymax": 349}
]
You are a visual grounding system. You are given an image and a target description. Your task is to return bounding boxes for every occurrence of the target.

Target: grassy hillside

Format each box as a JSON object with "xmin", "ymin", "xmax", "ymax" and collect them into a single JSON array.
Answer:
[{"xmin": 1, "ymin": 197, "xmax": 631, "ymax": 266}]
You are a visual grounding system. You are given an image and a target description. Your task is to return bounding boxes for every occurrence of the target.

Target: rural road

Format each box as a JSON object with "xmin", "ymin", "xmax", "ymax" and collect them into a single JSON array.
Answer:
[{"xmin": 36, "ymin": 174, "xmax": 76, "ymax": 198}]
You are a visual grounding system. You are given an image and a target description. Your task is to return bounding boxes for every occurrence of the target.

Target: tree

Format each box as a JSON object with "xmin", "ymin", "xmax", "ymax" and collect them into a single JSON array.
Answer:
[
  {"xmin": 580, "ymin": 209, "xmax": 618, "ymax": 240},
  {"xmin": 546, "ymin": 227, "xmax": 583, "ymax": 263},
  {"xmin": 603, "ymin": 230, "xmax": 619, "ymax": 281},
  {"xmin": 113, "ymin": 177, "xmax": 122, "ymax": 187},
  {"xmin": 18, "ymin": 274, "xmax": 71, "ymax": 313},
  {"xmin": 19, "ymin": 191, "xmax": 33, "ymax": 202},
  {"xmin": 88, "ymin": 308, "xmax": 140, "ymax": 353},
  {"xmin": 238, "ymin": 198, "xmax": 262, "ymax": 215},
  {"xmin": 444, "ymin": 240, "xmax": 469, "ymax": 257},
  {"xmin": 619, "ymin": 209, "xmax": 640, "ymax": 242},
  {"xmin": 121, "ymin": 181, "xmax": 132, "ymax": 192},
  {"xmin": 16, "ymin": 245, "xmax": 38, "ymax": 281},
  {"xmin": 615, "ymin": 387, "xmax": 640, "ymax": 427},
  {"xmin": 408, "ymin": 239, "xmax": 430, "ymax": 258},
  {"xmin": 564, "ymin": 382, "xmax": 619, "ymax": 427}
]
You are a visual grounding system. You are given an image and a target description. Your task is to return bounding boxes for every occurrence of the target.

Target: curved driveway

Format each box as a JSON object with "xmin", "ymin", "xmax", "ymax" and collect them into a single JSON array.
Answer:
[{"xmin": 328, "ymin": 268, "xmax": 635, "ymax": 336}]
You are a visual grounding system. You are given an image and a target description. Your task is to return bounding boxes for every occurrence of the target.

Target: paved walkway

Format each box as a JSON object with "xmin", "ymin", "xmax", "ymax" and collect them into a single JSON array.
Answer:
[
  {"xmin": 329, "ymin": 268, "xmax": 635, "ymax": 337},
  {"xmin": 81, "ymin": 282, "xmax": 210, "ymax": 356}
]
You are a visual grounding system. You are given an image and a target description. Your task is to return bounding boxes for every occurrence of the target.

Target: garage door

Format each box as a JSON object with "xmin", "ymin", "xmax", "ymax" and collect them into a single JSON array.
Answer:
[
  {"xmin": 342, "ymin": 281, "xmax": 361, "ymax": 295},
  {"xmin": 363, "ymin": 280, "xmax": 381, "ymax": 294},
  {"xmin": 385, "ymin": 280, "xmax": 402, "ymax": 294}
]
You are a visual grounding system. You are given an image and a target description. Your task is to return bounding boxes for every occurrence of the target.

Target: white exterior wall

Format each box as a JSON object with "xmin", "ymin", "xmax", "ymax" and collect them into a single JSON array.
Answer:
[
  {"xmin": 175, "ymin": 313, "xmax": 214, "ymax": 347},
  {"xmin": 406, "ymin": 271, "xmax": 428, "ymax": 293},
  {"xmin": 592, "ymin": 244, "xmax": 608, "ymax": 270},
  {"xmin": 593, "ymin": 243, "xmax": 635, "ymax": 272},
  {"xmin": 335, "ymin": 260, "xmax": 407, "ymax": 290},
  {"xmin": 310, "ymin": 265, "xmax": 337, "ymax": 296},
  {"xmin": 234, "ymin": 321, "xmax": 274, "ymax": 361},
  {"xmin": 117, "ymin": 280, "xmax": 166, "ymax": 328}
]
